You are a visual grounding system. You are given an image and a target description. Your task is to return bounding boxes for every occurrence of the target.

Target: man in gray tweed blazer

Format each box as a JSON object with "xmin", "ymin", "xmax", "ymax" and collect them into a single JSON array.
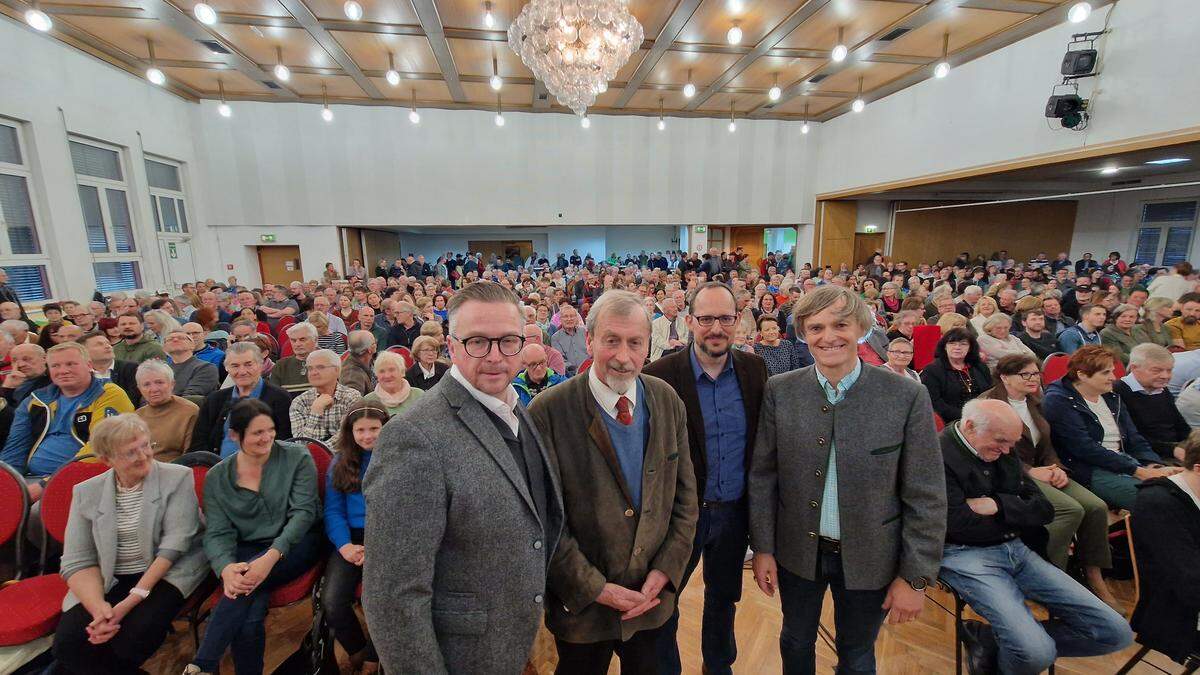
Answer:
[
  {"xmin": 749, "ymin": 285, "xmax": 946, "ymax": 674},
  {"xmin": 363, "ymin": 281, "xmax": 564, "ymax": 674}
]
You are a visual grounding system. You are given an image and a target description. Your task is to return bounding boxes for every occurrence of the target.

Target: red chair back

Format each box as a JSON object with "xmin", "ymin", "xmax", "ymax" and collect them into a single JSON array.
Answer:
[
  {"xmin": 274, "ymin": 315, "xmax": 296, "ymax": 339},
  {"xmin": 911, "ymin": 325, "xmax": 942, "ymax": 372},
  {"xmin": 191, "ymin": 466, "xmax": 209, "ymax": 509},
  {"xmin": 1112, "ymin": 359, "xmax": 1126, "ymax": 379},
  {"xmin": 386, "ymin": 346, "xmax": 414, "ymax": 368},
  {"xmin": 0, "ymin": 462, "xmax": 29, "ymax": 554},
  {"xmin": 285, "ymin": 437, "xmax": 333, "ymax": 499},
  {"xmin": 280, "ymin": 336, "xmax": 294, "ymax": 359},
  {"xmin": 1042, "ymin": 353, "xmax": 1070, "ymax": 385},
  {"xmin": 256, "ymin": 321, "xmax": 271, "ymax": 336},
  {"xmin": 933, "ymin": 413, "xmax": 946, "ymax": 432},
  {"xmin": 40, "ymin": 460, "xmax": 108, "ymax": 545}
]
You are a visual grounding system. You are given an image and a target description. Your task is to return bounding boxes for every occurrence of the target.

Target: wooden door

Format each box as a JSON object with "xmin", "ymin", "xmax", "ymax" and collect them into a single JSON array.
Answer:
[
  {"xmin": 257, "ymin": 245, "xmax": 303, "ymax": 286},
  {"xmin": 854, "ymin": 233, "xmax": 886, "ymax": 268},
  {"xmin": 729, "ymin": 227, "xmax": 765, "ymax": 268},
  {"xmin": 815, "ymin": 201, "xmax": 857, "ymax": 269}
]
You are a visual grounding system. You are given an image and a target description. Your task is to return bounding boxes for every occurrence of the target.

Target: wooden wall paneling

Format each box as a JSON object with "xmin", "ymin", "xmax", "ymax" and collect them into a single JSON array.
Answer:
[
  {"xmin": 257, "ymin": 245, "xmax": 304, "ymax": 285},
  {"xmin": 816, "ymin": 200, "xmax": 857, "ymax": 268},
  {"xmin": 730, "ymin": 226, "xmax": 765, "ymax": 266},
  {"xmin": 890, "ymin": 200, "xmax": 1078, "ymax": 264},
  {"xmin": 853, "ymin": 232, "xmax": 885, "ymax": 267}
]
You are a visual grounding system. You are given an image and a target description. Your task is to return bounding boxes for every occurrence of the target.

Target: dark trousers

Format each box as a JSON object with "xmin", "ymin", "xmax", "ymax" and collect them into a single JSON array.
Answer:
[
  {"xmin": 51, "ymin": 573, "xmax": 184, "ymax": 675},
  {"xmin": 555, "ymin": 626, "xmax": 662, "ymax": 675},
  {"xmin": 777, "ymin": 550, "xmax": 888, "ymax": 675},
  {"xmin": 193, "ymin": 529, "xmax": 324, "ymax": 674},
  {"xmin": 321, "ymin": 528, "xmax": 376, "ymax": 662},
  {"xmin": 656, "ymin": 499, "xmax": 748, "ymax": 675}
]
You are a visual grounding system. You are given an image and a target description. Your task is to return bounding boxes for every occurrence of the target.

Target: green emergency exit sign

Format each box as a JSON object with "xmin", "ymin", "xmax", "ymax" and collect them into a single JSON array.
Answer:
[{"xmin": 261, "ymin": 234, "xmax": 276, "ymax": 242}]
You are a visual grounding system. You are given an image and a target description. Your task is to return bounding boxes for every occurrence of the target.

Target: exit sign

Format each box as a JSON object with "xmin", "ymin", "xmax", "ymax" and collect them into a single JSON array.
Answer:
[
  {"xmin": 694, "ymin": 225, "xmax": 707, "ymax": 233},
  {"xmin": 261, "ymin": 234, "xmax": 276, "ymax": 242}
]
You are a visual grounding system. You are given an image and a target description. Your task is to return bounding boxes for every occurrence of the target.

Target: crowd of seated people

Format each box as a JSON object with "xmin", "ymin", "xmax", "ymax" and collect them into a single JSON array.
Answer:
[{"xmin": 1, "ymin": 246, "xmax": 1199, "ymax": 673}]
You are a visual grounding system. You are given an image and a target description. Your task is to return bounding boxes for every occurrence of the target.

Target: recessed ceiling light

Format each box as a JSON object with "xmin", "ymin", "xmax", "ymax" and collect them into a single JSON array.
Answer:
[
  {"xmin": 1145, "ymin": 157, "xmax": 1190, "ymax": 165},
  {"xmin": 1100, "ymin": 166, "xmax": 1120, "ymax": 175}
]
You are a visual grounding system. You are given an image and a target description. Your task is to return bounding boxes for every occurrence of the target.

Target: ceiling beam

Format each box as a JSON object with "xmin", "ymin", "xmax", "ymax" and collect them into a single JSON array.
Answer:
[
  {"xmin": 274, "ymin": 0, "xmax": 382, "ymax": 98},
  {"xmin": 960, "ymin": 0, "xmax": 1052, "ymax": 13},
  {"xmin": 138, "ymin": 0, "xmax": 297, "ymax": 98},
  {"xmin": 811, "ymin": 0, "xmax": 1115, "ymax": 122},
  {"xmin": 685, "ymin": 0, "xmax": 832, "ymax": 110},
  {"xmin": 613, "ymin": 0, "xmax": 704, "ymax": 108},
  {"xmin": 409, "ymin": 0, "xmax": 466, "ymax": 102},
  {"xmin": 748, "ymin": 0, "xmax": 965, "ymax": 117}
]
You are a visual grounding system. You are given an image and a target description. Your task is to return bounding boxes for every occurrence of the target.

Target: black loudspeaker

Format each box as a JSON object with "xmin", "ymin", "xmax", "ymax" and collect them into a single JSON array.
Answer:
[
  {"xmin": 1061, "ymin": 48, "xmax": 1098, "ymax": 76},
  {"xmin": 1045, "ymin": 94, "xmax": 1084, "ymax": 118}
]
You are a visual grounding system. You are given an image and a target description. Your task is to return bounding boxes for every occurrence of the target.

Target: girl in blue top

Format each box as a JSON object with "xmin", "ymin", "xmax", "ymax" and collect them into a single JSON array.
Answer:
[{"xmin": 322, "ymin": 402, "xmax": 388, "ymax": 674}]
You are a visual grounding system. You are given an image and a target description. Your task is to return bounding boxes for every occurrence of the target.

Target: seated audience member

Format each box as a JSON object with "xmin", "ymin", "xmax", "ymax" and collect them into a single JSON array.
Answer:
[
  {"xmin": 1129, "ymin": 432, "xmax": 1200, "ymax": 666},
  {"xmin": 1057, "ymin": 304, "xmax": 1106, "ymax": 355},
  {"xmin": 921, "ymin": 327, "xmax": 993, "ymax": 422},
  {"xmin": 1100, "ymin": 304, "xmax": 1141, "ymax": 366},
  {"xmin": 983, "ymin": 354, "xmax": 1119, "ymax": 608},
  {"xmin": 185, "ymin": 322, "xmax": 224, "ymax": 369},
  {"xmin": 968, "ymin": 296, "xmax": 999, "ymax": 335},
  {"xmin": 356, "ymin": 306, "xmax": 387, "ymax": 349},
  {"xmin": 1113, "ymin": 343, "xmax": 1191, "ymax": 459},
  {"xmin": 886, "ymin": 309, "xmax": 922, "ymax": 342},
  {"xmin": 1043, "ymin": 345, "xmax": 1180, "ymax": 510},
  {"xmin": 936, "ymin": 312, "xmax": 970, "ymax": 336},
  {"xmin": 310, "ymin": 294, "xmax": 348, "ymax": 335},
  {"xmin": 322, "ymin": 403, "xmax": 388, "ymax": 675},
  {"xmin": 1015, "ymin": 309, "xmax": 1059, "ymax": 360},
  {"xmin": 1041, "ymin": 297, "xmax": 1075, "ymax": 336},
  {"xmin": 882, "ymin": 337, "xmax": 920, "ymax": 382},
  {"xmin": 522, "ymin": 322, "xmax": 565, "ymax": 375},
  {"xmin": 185, "ymin": 399, "xmax": 322, "ymax": 675},
  {"xmin": 112, "ymin": 312, "xmax": 166, "ymax": 364},
  {"xmin": 550, "ymin": 304, "xmax": 588, "ymax": 375},
  {"xmin": 309, "ymin": 311, "xmax": 346, "ymax": 355},
  {"xmin": 52, "ymin": 414, "xmax": 208, "ymax": 675},
  {"xmin": 81, "ymin": 331, "xmax": 140, "ymax": 407},
  {"xmin": 269, "ymin": 321, "xmax": 318, "ymax": 398},
  {"xmin": 513, "ymin": 343, "xmax": 566, "ymax": 405},
  {"xmin": 650, "ymin": 297, "xmax": 688, "ymax": 360},
  {"xmin": 164, "ymin": 329, "xmax": 219, "ymax": 397},
  {"xmin": 339, "ymin": 330, "xmax": 377, "ymax": 395},
  {"xmin": 404, "ymin": 335, "xmax": 448, "ymax": 391},
  {"xmin": 753, "ymin": 314, "xmax": 812, "ymax": 376},
  {"xmin": 365, "ymin": 350, "xmax": 423, "ymax": 416},
  {"xmin": 132, "ymin": 359, "xmax": 200, "ymax": 462},
  {"xmin": 1176, "ymin": 376, "xmax": 1200, "ymax": 429},
  {"xmin": 2, "ymin": 342, "xmax": 49, "ymax": 405},
  {"xmin": 1165, "ymin": 292, "xmax": 1200, "ymax": 350},
  {"xmin": 1134, "ymin": 297, "xmax": 1174, "ymax": 348},
  {"xmin": 938, "ymin": 399, "xmax": 1132, "ymax": 675},
  {"xmin": 0, "ymin": 318, "xmax": 32, "ymax": 346},
  {"xmin": 2, "ymin": 342, "xmax": 134, "ymax": 495},
  {"xmin": 976, "ymin": 313, "xmax": 1035, "ymax": 368},
  {"xmin": 384, "ymin": 301, "xmax": 422, "ymax": 350},
  {"xmin": 36, "ymin": 322, "xmax": 70, "ymax": 350},
  {"xmin": 190, "ymin": 342, "xmax": 292, "ymax": 458},
  {"xmin": 289, "ymin": 349, "xmax": 361, "ymax": 442}
]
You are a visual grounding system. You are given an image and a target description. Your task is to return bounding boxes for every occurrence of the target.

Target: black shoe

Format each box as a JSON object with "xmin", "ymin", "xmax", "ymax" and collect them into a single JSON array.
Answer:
[{"xmin": 960, "ymin": 620, "xmax": 999, "ymax": 675}]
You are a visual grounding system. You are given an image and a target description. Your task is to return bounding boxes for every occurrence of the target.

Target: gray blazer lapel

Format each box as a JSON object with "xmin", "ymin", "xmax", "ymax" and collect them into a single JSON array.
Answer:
[
  {"xmin": 94, "ymin": 472, "xmax": 116, "ymax": 583},
  {"xmin": 638, "ymin": 377, "xmax": 662, "ymax": 513},
  {"xmin": 441, "ymin": 377, "xmax": 539, "ymax": 520}
]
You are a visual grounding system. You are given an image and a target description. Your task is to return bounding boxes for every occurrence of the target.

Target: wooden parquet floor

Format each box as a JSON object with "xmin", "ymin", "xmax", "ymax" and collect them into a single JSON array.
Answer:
[{"xmin": 145, "ymin": 564, "xmax": 1185, "ymax": 674}]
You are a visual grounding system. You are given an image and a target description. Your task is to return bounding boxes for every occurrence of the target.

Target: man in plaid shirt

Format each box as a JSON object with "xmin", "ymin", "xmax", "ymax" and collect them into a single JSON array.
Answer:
[{"xmin": 289, "ymin": 349, "xmax": 362, "ymax": 442}]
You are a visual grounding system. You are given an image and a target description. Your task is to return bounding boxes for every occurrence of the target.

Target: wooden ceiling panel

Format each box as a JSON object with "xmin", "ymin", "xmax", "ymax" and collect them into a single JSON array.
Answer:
[
  {"xmin": 677, "ymin": 0, "xmax": 805, "ymax": 47},
  {"xmin": 438, "ymin": 0, "xmax": 518, "ymax": 31},
  {"xmin": 169, "ymin": 0, "xmax": 292, "ymax": 18},
  {"xmin": 43, "ymin": 0, "xmax": 145, "ymax": 9},
  {"xmin": 613, "ymin": 49, "xmax": 648, "ymax": 83},
  {"xmin": 287, "ymin": 72, "xmax": 366, "ymax": 96},
  {"xmin": 776, "ymin": 0, "xmax": 917, "ymax": 50},
  {"xmin": 628, "ymin": 0, "xmax": 683, "ymax": 42},
  {"xmin": 58, "ymin": 15, "xmax": 225, "ymax": 62},
  {"xmin": 770, "ymin": 93, "xmax": 844, "ymax": 114},
  {"xmin": 646, "ymin": 49, "xmax": 740, "ymax": 87},
  {"xmin": 878, "ymin": 7, "xmax": 1031, "ymax": 58},
  {"xmin": 446, "ymin": 38, "xmax": 532, "ymax": 78},
  {"xmin": 462, "ymin": 81, "xmax": 533, "ymax": 107},
  {"xmin": 160, "ymin": 66, "xmax": 273, "ymax": 93},
  {"xmin": 625, "ymin": 88, "xmax": 689, "ymax": 112},
  {"xmin": 729, "ymin": 54, "xmax": 823, "ymax": 89},
  {"xmin": 372, "ymin": 77, "xmax": 455, "ymax": 101},
  {"xmin": 301, "ymin": 0, "xmax": 419, "ymax": 24},
  {"xmin": 695, "ymin": 91, "xmax": 758, "ymax": 113},
  {"xmin": 330, "ymin": 31, "xmax": 440, "ymax": 72},
  {"xmin": 213, "ymin": 24, "xmax": 339, "ymax": 68},
  {"xmin": 811, "ymin": 60, "xmax": 917, "ymax": 93}
]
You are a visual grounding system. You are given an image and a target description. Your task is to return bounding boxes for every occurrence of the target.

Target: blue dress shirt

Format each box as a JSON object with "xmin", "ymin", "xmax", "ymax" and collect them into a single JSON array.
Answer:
[{"xmin": 690, "ymin": 349, "xmax": 747, "ymax": 502}]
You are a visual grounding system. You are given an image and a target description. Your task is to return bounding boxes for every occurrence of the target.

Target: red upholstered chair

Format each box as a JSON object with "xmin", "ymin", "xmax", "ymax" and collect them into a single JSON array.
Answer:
[
  {"xmin": 386, "ymin": 346, "xmax": 414, "ymax": 369},
  {"xmin": 274, "ymin": 315, "xmax": 296, "ymax": 339},
  {"xmin": 933, "ymin": 413, "xmax": 946, "ymax": 432},
  {"xmin": 280, "ymin": 335, "xmax": 294, "ymax": 359},
  {"xmin": 285, "ymin": 437, "xmax": 333, "ymax": 499},
  {"xmin": 0, "ymin": 462, "xmax": 30, "ymax": 582},
  {"xmin": 265, "ymin": 438, "xmax": 334, "ymax": 608},
  {"xmin": 0, "ymin": 459, "xmax": 106, "ymax": 647},
  {"xmin": 1112, "ymin": 359, "xmax": 1126, "ymax": 379},
  {"xmin": 911, "ymin": 325, "xmax": 942, "ymax": 372},
  {"xmin": 1042, "ymin": 353, "xmax": 1071, "ymax": 386},
  {"xmin": 256, "ymin": 321, "xmax": 272, "ymax": 337}
]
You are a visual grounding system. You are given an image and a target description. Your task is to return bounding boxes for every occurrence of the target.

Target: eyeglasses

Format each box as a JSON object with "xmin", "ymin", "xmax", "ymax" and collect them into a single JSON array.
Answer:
[
  {"xmin": 693, "ymin": 315, "xmax": 738, "ymax": 327},
  {"xmin": 888, "ymin": 349, "xmax": 913, "ymax": 356},
  {"xmin": 1010, "ymin": 371, "xmax": 1041, "ymax": 381},
  {"xmin": 452, "ymin": 334, "xmax": 525, "ymax": 358}
]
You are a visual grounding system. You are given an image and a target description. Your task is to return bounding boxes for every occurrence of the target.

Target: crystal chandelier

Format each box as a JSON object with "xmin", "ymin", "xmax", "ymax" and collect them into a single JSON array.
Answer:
[{"xmin": 508, "ymin": 0, "xmax": 644, "ymax": 116}]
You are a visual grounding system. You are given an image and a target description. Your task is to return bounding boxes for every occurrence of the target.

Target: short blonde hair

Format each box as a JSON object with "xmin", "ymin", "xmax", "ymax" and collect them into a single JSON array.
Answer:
[
  {"xmin": 411, "ymin": 335, "xmax": 439, "ymax": 358},
  {"xmin": 982, "ymin": 313, "xmax": 1012, "ymax": 332},
  {"xmin": 372, "ymin": 350, "xmax": 407, "ymax": 374},
  {"xmin": 936, "ymin": 312, "xmax": 968, "ymax": 333},
  {"xmin": 972, "ymin": 296, "xmax": 998, "ymax": 317},
  {"xmin": 791, "ymin": 285, "xmax": 872, "ymax": 335},
  {"xmin": 47, "ymin": 341, "xmax": 89, "ymax": 361},
  {"xmin": 89, "ymin": 413, "xmax": 150, "ymax": 461}
]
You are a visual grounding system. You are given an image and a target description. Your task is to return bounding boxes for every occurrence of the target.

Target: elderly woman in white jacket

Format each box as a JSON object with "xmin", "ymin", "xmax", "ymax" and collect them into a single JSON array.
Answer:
[
  {"xmin": 52, "ymin": 414, "xmax": 207, "ymax": 675},
  {"xmin": 976, "ymin": 312, "xmax": 1035, "ymax": 369}
]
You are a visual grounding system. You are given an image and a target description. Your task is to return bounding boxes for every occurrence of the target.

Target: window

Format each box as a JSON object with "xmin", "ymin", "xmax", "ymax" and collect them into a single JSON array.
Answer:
[
  {"xmin": 0, "ymin": 120, "xmax": 51, "ymax": 301},
  {"xmin": 71, "ymin": 138, "xmax": 141, "ymax": 291},
  {"xmin": 146, "ymin": 157, "xmax": 188, "ymax": 234},
  {"xmin": 1134, "ymin": 201, "xmax": 1198, "ymax": 267}
]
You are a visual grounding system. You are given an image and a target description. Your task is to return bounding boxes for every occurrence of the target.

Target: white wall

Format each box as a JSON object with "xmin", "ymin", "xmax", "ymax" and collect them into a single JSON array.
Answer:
[
  {"xmin": 603, "ymin": 225, "xmax": 679, "ymax": 257},
  {"xmin": 855, "ymin": 200, "xmax": 891, "ymax": 233},
  {"xmin": 814, "ymin": 0, "xmax": 1200, "ymax": 196},
  {"xmin": 547, "ymin": 226, "xmax": 606, "ymax": 261},
  {"xmin": 0, "ymin": 16, "xmax": 210, "ymax": 302},
  {"xmin": 208, "ymin": 225, "xmax": 340, "ymax": 288},
  {"xmin": 1071, "ymin": 179, "xmax": 1200, "ymax": 263}
]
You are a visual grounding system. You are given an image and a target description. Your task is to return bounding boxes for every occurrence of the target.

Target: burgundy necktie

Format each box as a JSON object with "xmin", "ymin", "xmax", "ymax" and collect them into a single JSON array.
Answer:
[{"xmin": 616, "ymin": 396, "xmax": 633, "ymax": 426}]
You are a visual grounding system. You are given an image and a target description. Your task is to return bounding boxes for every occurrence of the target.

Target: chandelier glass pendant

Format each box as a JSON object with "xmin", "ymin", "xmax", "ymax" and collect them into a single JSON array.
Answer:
[{"xmin": 508, "ymin": 0, "xmax": 644, "ymax": 116}]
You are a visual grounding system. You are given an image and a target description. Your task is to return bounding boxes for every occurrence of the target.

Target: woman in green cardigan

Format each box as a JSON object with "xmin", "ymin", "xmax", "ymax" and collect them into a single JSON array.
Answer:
[
  {"xmin": 1134, "ymin": 297, "xmax": 1175, "ymax": 348},
  {"xmin": 1100, "ymin": 304, "xmax": 1141, "ymax": 365},
  {"xmin": 185, "ymin": 398, "xmax": 323, "ymax": 675}
]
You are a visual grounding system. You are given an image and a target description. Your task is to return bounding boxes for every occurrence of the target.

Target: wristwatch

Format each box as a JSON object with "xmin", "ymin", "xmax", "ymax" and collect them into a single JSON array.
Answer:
[
  {"xmin": 129, "ymin": 587, "xmax": 150, "ymax": 599},
  {"xmin": 907, "ymin": 576, "xmax": 929, "ymax": 592}
]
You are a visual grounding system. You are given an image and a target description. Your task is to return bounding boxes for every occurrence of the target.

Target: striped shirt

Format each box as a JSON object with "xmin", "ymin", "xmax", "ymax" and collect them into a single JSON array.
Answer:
[
  {"xmin": 114, "ymin": 483, "xmax": 148, "ymax": 575},
  {"xmin": 318, "ymin": 332, "xmax": 347, "ymax": 354}
]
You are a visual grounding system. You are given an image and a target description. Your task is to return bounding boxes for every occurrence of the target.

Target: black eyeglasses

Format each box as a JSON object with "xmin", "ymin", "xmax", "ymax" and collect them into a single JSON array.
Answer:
[
  {"xmin": 693, "ymin": 315, "xmax": 738, "ymax": 327},
  {"xmin": 1010, "ymin": 371, "xmax": 1041, "ymax": 381},
  {"xmin": 451, "ymin": 334, "xmax": 525, "ymax": 358}
]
